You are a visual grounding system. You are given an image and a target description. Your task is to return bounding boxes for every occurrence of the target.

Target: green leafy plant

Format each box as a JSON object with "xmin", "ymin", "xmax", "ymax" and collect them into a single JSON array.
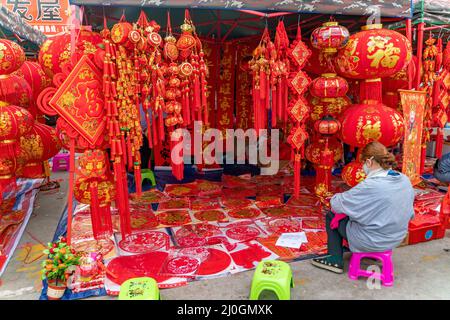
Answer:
[{"xmin": 41, "ymin": 236, "xmax": 80, "ymax": 286}]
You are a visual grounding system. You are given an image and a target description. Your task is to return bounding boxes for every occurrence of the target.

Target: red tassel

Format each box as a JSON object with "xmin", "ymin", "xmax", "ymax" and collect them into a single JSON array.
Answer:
[
  {"xmin": 360, "ymin": 79, "xmax": 382, "ymax": 103},
  {"xmin": 126, "ymin": 136, "xmax": 133, "ymax": 172},
  {"xmin": 277, "ymin": 81, "xmax": 283, "ymax": 120},
  {"xmin": 436, "ymin": 128, "xmax": 444, "ymax": 158},
  {"xmin": 260, "ymin": 70, "xmax": 266, "ymax": 100},
  {"xmin": 135, "ymin": 165, "xmax": 142, "ymax": 196},
  {"xmin": 294, "ymin": 153, "xmax": 301, "ymax": 198},
  {"xmin": 272, "ymin": 86, "xmax": 277, "ymax": 128},
  {"xmin": 89, "ymin": 182, "xmax": 102, "ymax": 240},
  {"xmin": 420, "ymin": 145, "xmax": 427, "ymax": 175}
]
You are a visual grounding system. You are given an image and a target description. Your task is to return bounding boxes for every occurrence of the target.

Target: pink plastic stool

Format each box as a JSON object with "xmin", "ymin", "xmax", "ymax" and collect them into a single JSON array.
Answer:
[
  {"xmin": 348, "ymin": 250, "xmax": 394, "ymax": 287},
  {"xmin": 52, "ymin": 153, "xmax": 70, "ymax": 172}
]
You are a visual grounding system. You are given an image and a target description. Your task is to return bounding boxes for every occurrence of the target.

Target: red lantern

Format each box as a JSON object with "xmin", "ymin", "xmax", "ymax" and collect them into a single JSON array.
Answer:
[
  {"xmin": 308, "ymin": 94, "xmax": 351, "ymax": 121},
  {"xmin": 310, "ymin": 73, "xmax": 349, "ymax": 99},
  {"xmin": 111, "ymin": 22, "xmax": 133, "ymax": 47},
  {"xmin": 0, "ymin": 102, "xmax": 34, "ymax": 156},
  {"xmin": 15, "ymin": 61, "xmax": 51, "ymax": 100},
  {"xmin": 0, "ymin": 74, "xmax": 32, "ymax": 109},
  {"xmin": 177, "ymin": 23, "xmax": 196, "ymax": 60},
  {"xmin": 38, "ymin": 29, "xmax": 103, "ymax": 78},
  {"xmin": 74, "ymin": 176, "xmax": 115, "ymax": 205},
  {"xmin": 314, "ymin": 116, "xmax": 341, "ymax": 136},
  {"xmin": 0, "ymin": 39, "xmax": 25, "ymax": 75},
  {"xmin": 17, "ymin": 123, "xmax": 62, "ymax": 178},
  {"xmin": 311, "ymin": 21, "xmax": 350, "ymax": 54},
  {"xmin": 341, "ymin": 161, "xmax": 367, "ymax": 187},
  {"xmin": 335, "ymin": 24, "xmax": 412, "ymax": 80},
  {"xmin": 303, "ymin": 45, "xmax": 333, "ymax": 76},
  {"xmin": 78, "ymin": 149, "xmax": 108, "ymax": 179},
  {"xmin": 339, "ymin": 100, "xmax": 405, "ymax": 147},
  {"xmin": 305, "ymin": 137, "xmax": 343, "ymax": 164}
]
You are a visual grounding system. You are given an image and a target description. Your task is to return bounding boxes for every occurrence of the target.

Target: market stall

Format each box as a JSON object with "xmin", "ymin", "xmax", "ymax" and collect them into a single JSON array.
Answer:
[{"xmin": 0, "ymin": 0, "xmax": 448, "ymax": 300}]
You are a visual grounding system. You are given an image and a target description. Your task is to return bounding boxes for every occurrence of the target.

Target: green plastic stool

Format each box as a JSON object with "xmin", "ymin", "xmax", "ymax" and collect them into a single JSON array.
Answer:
[
  {"xmin": 141, "ymin": 169, "xmax": 156, "ymax": 187},
  {"xmin": 118, "ymin": 277, "xmax": 161, "ymax": 300},
  {"xmin": 249, "ymin": 260, "xmax": 294, "ymax": 300}
]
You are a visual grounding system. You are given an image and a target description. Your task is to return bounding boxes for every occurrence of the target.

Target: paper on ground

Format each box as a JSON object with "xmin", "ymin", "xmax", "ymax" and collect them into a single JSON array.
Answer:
[{"xmin": 275, "ymin": 232, "xmax": 308, "ymax": 249}]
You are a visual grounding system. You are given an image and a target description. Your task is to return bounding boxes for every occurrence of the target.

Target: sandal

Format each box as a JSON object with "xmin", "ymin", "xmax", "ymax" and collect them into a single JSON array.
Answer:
[{"xmin": 311, "ymin": 256, "xmax": 344, "ymax": 274}]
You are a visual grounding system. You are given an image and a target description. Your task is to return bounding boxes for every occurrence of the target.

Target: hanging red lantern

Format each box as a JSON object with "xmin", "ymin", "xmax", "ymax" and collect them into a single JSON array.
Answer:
[
  {"xmin": 38, "ymin": 29, "xmax": 103, "ymax": 78},
  {"xmin": 14, "ymin": 61, "xmax": 51, "ymax": 100},
  {"xmin": 74, "ymin": 176, "xmax": 115, "ymax": 206},
  {"xmin": 78, "ymin": 149, "xmax": 108, "ymax": 179},
  {"xmin": 308, "ymin": 93, "xmax": 351, "ymax": 121},
  {"xmin": 111, "ymin": 22, "xmax": 133, "ymax": 47},
  {"xmin": 310, "ymin": 73, "xmax": 349, "ymax": 99},
  {"xmin": 335, "ymin": 24, "xmax": 412, "ymax": 79},
  {"xmin": 339, "ymin": 100, "xmax": 404, "ymax": 147},
  {"xmin": 314, "ymin": 116, "xmax": 341, "ymax": 136},
  {"xmin": 0, "ymin": 74, "xmax": 32, "ymax": 109},
  {"xmin": 305, "ymin": 137, "xmax": 343, "ymax": 164},
  {"xmin": 310, "ymin": 21, "xmax": 350, "ymax": 54},
  {"xmin": 0, "ymin": 102, "xmax": 34, "ymax": 156},
  {"xmin": 0, "ymin": 39, "xmax": 26, "ymax": 75},
  {"xmin": 177, "ymin": 23, "xmax": 196, "ymax": 60},
  {"xmin": 341, "ymin": 161, "xmax": 366, "ymax": 187},
  {"xmin": 17, "ymin": 122, "xmax": 62, "ymax": 178}
]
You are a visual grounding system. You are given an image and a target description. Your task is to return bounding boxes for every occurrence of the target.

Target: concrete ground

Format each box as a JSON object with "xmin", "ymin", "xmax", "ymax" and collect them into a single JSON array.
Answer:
[{"xmin": 1, "ymin": 171, "xmax": 450, "ymax": 300}]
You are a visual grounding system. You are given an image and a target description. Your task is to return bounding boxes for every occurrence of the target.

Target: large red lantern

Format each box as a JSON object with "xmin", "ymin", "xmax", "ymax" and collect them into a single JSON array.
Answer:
[
  {"xmin": 38, "ymin": 29, "xmax": 103, "ymax": 78},
  {"xmin": 305, "ymin": 137, "xmax": 343, "ymax": 164},
  {"xmin": 308, "ymin": 93, "xmax": 351, "ymax": 121},
  {"xmin": 0, "ymin": 74, "xmax": 32, "ymax": 109},
  {"xmin": 339, "ymin": 100, "xmax": 404, "ymax": 147},
  {"xmin": 0, "ymin": 39, "xmax": 25, "ymax": 75},
  {"xmin": 311, "ymin": 21, "xmax": 350, "ymax": 53},
  {"xmin": 310, "ymin": 73, "xmax": 349, "ymax": 99},
  {"xmin": 341, "ymin": 161, "xmax": 366, "ymax": 187},
  {"xmin": 15, "ymin": 61, "xmax": 51, "ymax": 100},
  {"xmin": 335, "ymin": 24, "xmax": 412, "ymax": 79},
  {"xmin": 17, "ymin": 123, "xmax": 61, "ymax": 178}
]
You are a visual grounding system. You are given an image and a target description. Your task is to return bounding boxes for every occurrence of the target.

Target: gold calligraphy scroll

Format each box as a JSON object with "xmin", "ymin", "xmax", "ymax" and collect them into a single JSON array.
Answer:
[{"xmin": 399, "ymin": 89, "xmax": 427, "ymax": 185}]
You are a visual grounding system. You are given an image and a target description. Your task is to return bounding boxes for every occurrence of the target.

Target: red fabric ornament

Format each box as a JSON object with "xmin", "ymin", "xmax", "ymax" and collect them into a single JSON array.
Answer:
[
  {"xmin": 339, "ymin": 100, "xmax": 405, "ymax": 147},
  {"xmin": 0, "ymin": 39, "xmax": 25, "ymax": 75},
  {"xmin": 341, "ymin": 161, "xmax": 367, "ymax": 187},
  {"xmin": 17, "ymin": 122, "xmax": 62, "ymax": 178},
  {"xmin": 311, "ymin": 21, "xmax": 349, "ymax": 54},
  {"xmin": 308, "ymin": 94, "xmax": 351, "ymax": 121}
]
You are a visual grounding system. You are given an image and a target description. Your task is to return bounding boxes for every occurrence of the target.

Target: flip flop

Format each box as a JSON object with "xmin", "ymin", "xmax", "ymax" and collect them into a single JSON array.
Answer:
[{"xmin": 311, "ymin": 256, "xmax": 344, "ymax": 274}]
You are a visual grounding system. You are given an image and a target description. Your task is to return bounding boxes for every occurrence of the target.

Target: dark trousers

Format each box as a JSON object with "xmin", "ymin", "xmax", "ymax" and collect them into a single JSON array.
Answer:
[
  {"xmin": 325, "ymin": 211, "xmax": 349, "ymax": 258},
  {"xmin": 139, "ymin": 134, "xmax": 151, "ymax": 169}
]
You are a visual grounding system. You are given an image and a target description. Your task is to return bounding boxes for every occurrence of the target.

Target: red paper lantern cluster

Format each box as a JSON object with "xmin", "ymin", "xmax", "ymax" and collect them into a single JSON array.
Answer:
[
  {"xmin": 311, "ymin": 21, "xmax": 350, "ymax": 54},
  {"xmin": 339, "ymin": 100, "xmax": 404, "ymax": 147},
  {"xmin": 341, "ymin": 161, "xmax": 366, "ymax": 187}
]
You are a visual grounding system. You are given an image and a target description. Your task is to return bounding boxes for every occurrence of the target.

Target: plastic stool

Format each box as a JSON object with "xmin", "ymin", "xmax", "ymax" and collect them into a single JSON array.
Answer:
[
  {"xmin": 141, "ymin": 169, "xmax": 156, "ymax": 187},
  {"xmin": 250, "ymin": 260, "xmax": 294, "ymax": 300},
  {"xmin": 118, "ymin": 277, "xmax": 160, "ymax": 300},
  {"xmin": 348, "ymin": 250, "xmax": 394, "ymax": 287},
  {"xmin": 52, "ymin": 153, "xmax": 70, "ymax": 172}
]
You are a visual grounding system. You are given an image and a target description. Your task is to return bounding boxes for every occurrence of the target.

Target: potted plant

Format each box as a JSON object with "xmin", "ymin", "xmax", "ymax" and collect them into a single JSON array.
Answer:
[{"xmin": 41, "ymin": 236, "xmax": 80, "ymax": 300}]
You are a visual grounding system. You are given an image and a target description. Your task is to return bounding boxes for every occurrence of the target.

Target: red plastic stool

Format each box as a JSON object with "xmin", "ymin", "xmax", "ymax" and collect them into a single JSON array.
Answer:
[
  {"xmin": 348, "ymin": 250, "xmax": 394, "ymax": 287},
  {"xmin": 52, "ymin": 153, "xmax": 70, "ymax": 172}
]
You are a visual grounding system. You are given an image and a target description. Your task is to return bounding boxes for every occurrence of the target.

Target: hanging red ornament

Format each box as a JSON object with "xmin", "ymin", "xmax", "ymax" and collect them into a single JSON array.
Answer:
[
  {"xmin": 313, "ymin": 116, "xmax": 341, "ymax": 136},
  {"xmin": 0, "ymin": 39, "xmax": 25, "ymax": 75},
  {"xmin": 341, "ymin": 161, "xmax": 366, "ymax": 187},
  {"xmin": 310, "ymin": 73, "xmax": 349, "ymax": 99},
  {"xmin": 310, "ymin": 21, "xmax": 349, "ymax": 54},
  {"xmin": 339, "ymin": 100, "xmax": 405, "ymax": 147}
]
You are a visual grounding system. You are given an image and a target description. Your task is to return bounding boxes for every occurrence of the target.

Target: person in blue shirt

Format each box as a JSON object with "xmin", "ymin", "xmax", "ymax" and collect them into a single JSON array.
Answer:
[{"xmin": 311, "ymin": 141, "xmax": 414, "ymax": 274}]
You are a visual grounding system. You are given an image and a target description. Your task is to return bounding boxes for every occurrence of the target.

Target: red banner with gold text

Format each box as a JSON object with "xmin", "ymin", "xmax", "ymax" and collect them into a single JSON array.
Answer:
[{"xmin": 217, "ymin": 42, "xmax": 236, "ymax": 137}]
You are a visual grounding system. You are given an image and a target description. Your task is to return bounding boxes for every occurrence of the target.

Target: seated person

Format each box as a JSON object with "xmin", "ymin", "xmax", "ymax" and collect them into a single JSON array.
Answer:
[
  {"xmin": 311, "ymin": 141, "xmax": 414, "ymax": 274},
  {"xmin": 434, "ymin": 152, "xmax": 450, "ymax": 183}
]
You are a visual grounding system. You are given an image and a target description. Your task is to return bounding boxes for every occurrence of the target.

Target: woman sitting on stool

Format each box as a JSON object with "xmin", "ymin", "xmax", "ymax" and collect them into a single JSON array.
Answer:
[{"xmin": 311, "ymin": 141, "xmax": 415, "ymax": 274}]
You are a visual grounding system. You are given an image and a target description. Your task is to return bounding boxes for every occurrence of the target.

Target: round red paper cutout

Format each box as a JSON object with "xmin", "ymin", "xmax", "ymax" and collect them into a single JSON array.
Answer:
[{"xmin": 118, "ymin": 231, "xmax": 169, "ymax": 253}]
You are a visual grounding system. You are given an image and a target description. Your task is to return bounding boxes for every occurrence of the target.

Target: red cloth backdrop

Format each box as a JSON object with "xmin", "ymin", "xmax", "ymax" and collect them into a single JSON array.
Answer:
[
  {"xmin": 216, "ymin": 42, "xmax": 236, "ymax": 137},
  {"xmin": 203, "ymin": 42, "xmax": 220, "ymax": 129},
  {"xmin": 235, "ymin": 41, "xmax": 256, "ymax": 131}
]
